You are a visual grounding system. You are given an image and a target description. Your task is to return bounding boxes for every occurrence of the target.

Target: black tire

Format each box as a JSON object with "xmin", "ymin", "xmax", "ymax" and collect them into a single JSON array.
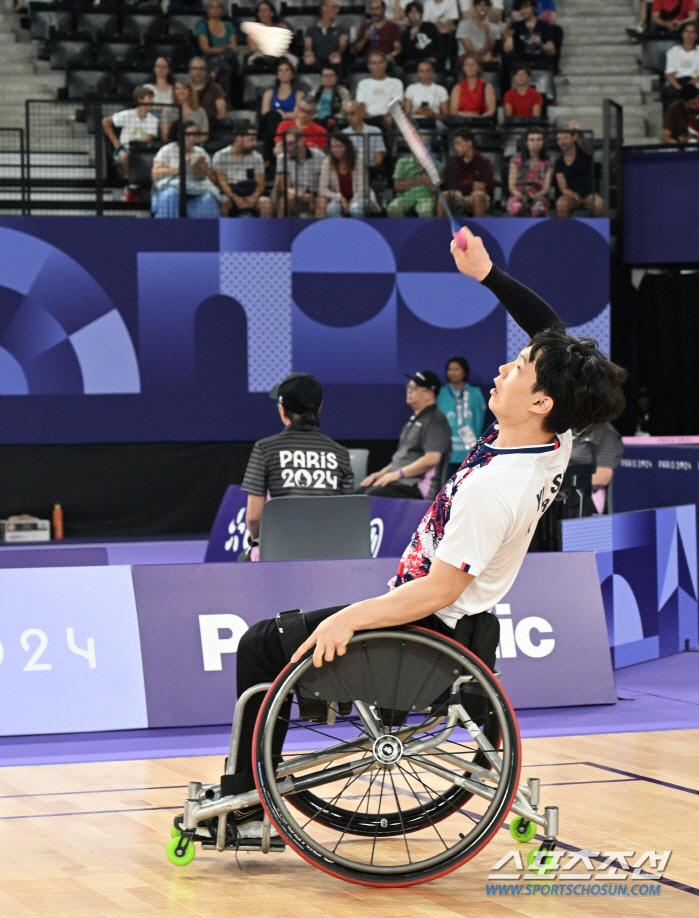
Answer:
[{"xmin": 253, "ymin": 627, "xmax": 521, "ymax": 887}]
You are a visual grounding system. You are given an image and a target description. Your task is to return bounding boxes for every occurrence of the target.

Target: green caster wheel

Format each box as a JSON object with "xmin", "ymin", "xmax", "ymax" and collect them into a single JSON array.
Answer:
[
  {"xmin": 166, "ymin": 836, "xmax": 196, "ymax": 866},
  {"xmin": 527, "ymin": 846, "xmax": 555, "ymax": 876},
  {"xmin": 171, "ymin": 823, "xmax": 181, "ymax": 839},
  {"xmin": 510, "ymin": 816, "xmax": 537, "ymax": 843}
]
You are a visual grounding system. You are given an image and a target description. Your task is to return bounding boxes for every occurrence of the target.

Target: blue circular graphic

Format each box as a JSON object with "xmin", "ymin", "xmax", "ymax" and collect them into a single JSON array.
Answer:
[
  {"xmin": 292, "ymin": 220, "xmax": 396, "ymax": 328},
  {"xmin": 507, "ymin": 221, "xmax": 609, "ymax": 326},
  {"xmin": 396, "ymin": 220, "xmax": 506, "ymax": 329}
]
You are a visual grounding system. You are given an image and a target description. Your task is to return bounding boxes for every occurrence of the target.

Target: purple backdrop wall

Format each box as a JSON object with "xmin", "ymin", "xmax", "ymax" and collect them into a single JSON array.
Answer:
[{"xmin": 0, "ymin": 217, "xmax": 609, "ymax": 444}]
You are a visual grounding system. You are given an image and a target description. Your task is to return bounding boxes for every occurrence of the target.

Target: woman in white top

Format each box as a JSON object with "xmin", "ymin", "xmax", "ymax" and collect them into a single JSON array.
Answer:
[
  {"xmin": 146, "ymin": 57, "xmax": 175, "ymax": 116},
  {"xmin": 665, "ymin": 22, "xmax": 699, "ymax": 101},
  {"xmin": 316, "ymin": 133, "xmax": 368, "ymax": 218}
]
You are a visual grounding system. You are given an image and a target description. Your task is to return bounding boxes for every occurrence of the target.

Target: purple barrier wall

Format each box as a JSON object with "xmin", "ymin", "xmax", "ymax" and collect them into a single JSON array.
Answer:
[{"xmin": 132, "ymin": 551, "xmax": 615, "ymax": 729}]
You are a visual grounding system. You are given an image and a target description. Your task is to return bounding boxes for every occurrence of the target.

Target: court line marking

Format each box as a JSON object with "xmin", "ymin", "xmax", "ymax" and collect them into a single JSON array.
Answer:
[{"xmin": 0, "ymin": 785, "xmax": 187, "ymax": 799}]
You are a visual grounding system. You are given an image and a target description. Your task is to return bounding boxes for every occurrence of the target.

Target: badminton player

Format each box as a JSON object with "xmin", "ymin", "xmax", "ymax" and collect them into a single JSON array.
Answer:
[{"xmin": 222, "ymin": 224, "xmax": 627, "ymax": 837}]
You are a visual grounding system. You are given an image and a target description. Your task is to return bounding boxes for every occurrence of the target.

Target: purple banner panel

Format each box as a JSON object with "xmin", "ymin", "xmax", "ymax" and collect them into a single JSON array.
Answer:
[
  {"xmin": 0, "ymin": 546, "xmax": 108, "ymax": 568},
  {"xmin": 204, "ymin": 485, "xmax": 430, "ymax": 562},
  {"xmin": 133, "ymin": 551, "xmax": 614, "ymax": 729}
]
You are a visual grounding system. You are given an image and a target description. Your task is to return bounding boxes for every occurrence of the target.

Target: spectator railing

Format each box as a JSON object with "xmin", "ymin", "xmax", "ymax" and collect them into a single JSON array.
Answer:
[
  {"xmin": 3, "ymin": 102, "xmax": 602, "ymax": 219},
  {"xmin": 602, "ymin": 99, "xmax": 624, "ymax": 241},
  {"xmin": 0, "ymin": 128, "xmax": 27, "ymax": 216}
]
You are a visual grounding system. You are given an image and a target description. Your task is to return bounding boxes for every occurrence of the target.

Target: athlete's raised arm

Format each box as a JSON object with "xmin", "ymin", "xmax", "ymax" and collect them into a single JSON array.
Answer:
[{"xmin": 450, "ymin": 228, "xmax": 561, "ymax": 338}]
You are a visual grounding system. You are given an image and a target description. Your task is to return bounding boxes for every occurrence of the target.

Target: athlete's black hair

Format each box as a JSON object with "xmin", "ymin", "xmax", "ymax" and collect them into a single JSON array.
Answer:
[{"xmin": 528, "ymin": 329, "xmax": 627, "ymax": 434}]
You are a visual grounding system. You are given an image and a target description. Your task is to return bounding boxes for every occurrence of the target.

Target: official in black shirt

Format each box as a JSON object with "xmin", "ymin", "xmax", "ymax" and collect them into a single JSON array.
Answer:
[{"xmin": 241, "ymin": 373, "xmax": 354, "ymax": 543}]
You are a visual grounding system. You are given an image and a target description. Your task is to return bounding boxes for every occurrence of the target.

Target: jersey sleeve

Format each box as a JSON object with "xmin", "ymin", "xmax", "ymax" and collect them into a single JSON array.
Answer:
[
  {"xmin": 111, "ymin": 109, "xmax": 128, "ymax": 128},
  {"xmin": 481, "ymin": 264, "xmax": 562, "ymax": 338},
  {"xmin": 241, "ymin": 442, "xmax": 267, "ymax": 496},
  {"xmin": 435, "ymin": 474, "xmax": 514, "ymax": 577}
]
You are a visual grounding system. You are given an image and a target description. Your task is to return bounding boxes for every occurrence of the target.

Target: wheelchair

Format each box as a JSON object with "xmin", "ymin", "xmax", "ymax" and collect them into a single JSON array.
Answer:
[{"xmin": 168, "ymin": 627, "xmax": 559, "ymax": 886}]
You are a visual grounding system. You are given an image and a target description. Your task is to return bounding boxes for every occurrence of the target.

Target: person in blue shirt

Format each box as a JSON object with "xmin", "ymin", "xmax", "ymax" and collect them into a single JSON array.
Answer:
[{"xmin": 437, "ymin": 356, "xmax": 486, "ymax": 477}]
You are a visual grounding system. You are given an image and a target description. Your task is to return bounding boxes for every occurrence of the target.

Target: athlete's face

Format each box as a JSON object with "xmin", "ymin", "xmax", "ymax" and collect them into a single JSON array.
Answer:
[{"xmin": 490, "ymin": 347, "xmax": 549, "ymax": 425}]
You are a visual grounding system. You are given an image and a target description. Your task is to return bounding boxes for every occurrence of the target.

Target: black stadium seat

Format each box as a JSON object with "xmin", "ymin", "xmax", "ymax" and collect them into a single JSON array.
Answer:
[
  {"xmin": 49, "ymin": 38, "xmax": 95, "ymax": 72},
  {"xmin": 122, "ymin": 12, "xmax": 165, "ymax": 45},
  {"xmin": 29, "ymin": 4, "xmax": 73, "ymax": 41},
  {"xmin": 243, "ymin": 73, "xmax": 276, "ymax": 107},
  {"xmin": 66, "ymin": 67, "xmax": 114, "ymax": 101},
  {"xmin": 76, "ymin": 12, "xmax": 120, "ymax": 44},
  {"xmin": 115, "ymin": 71, "xmax": 154, "ymax": 101},
  {"xmin": 143, "ymin": 40, "xmax": 193, "ymax": 72},
  {"xmin": 168, "ymin": 14, "xmax": 203, "ymax": 40},
  {"xmin": 96, "ymin": 41, "xmax": 144, "ymax": 71}
]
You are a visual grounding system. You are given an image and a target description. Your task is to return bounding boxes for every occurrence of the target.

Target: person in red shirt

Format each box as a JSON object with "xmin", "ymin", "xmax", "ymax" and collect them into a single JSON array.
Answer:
[
  {"xmin": 439, "ymin": 127, "xmax": 495, "ymax": 217},
  {"xmin": 503, "ymin": 65, "xmax": 543, "ymax": 117},
  {"xmin": 449, "ymin": 55, "xmax": 497, "ymax": 119},
  {"xmin": 651, "ymin": 0, "xmax": 697, "ymax": 36},
  {"xmin": 275, "ymin": 95, "xmax": 328, "ymax": 150},
  {"xmin": 355, "ymin": 0, "xmax": 403, "ymax": 66}
]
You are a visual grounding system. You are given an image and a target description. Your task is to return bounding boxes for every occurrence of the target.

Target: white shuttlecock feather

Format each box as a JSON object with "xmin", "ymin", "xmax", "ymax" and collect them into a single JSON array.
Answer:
[{"xmin": 241, "ymin": 22, "xmax": 293, "ymax": 57}]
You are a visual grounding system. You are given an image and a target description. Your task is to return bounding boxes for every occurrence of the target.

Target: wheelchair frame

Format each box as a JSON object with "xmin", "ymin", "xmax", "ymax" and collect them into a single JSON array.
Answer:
[{"xmin": 170, "ymin": 628, "xmax": 559, "ymax": 885}]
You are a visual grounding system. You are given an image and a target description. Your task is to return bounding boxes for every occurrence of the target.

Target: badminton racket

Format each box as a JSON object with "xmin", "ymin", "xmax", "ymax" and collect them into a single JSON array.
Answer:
[
  {"xmin": 388, "ymin": 99, "xmax": 468, "ymax": 250},
  {"xmin": 240, "ymin": 22, "xmax": 293, "ymax": 57}
]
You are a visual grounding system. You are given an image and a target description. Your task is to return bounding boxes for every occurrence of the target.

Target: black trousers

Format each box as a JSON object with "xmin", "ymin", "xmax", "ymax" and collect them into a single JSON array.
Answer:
[{"xmin": 233, "ymin": 605, "xmax": 500, "ymax": 790}]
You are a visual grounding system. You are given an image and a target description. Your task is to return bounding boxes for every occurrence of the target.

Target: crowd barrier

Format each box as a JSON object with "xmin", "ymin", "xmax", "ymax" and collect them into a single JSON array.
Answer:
[{"xmin": 0, "ymin": 550, "xmax": 614, "ymax": 737}]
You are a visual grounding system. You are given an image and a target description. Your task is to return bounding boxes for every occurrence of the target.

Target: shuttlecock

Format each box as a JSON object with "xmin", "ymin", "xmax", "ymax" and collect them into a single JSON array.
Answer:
[{"xmin": 241, "ymin": 22, "xmax": 293, "ymax": 57}]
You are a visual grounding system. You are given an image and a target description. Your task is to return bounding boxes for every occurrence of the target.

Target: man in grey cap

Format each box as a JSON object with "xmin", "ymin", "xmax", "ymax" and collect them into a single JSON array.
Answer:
[
  {"xmin": 358, "ymin": 369, "xmax": 452, "ymax": 500},
  {"xmin": 241, "ymin": 372, "xmax": 354, "ymax": 546}
]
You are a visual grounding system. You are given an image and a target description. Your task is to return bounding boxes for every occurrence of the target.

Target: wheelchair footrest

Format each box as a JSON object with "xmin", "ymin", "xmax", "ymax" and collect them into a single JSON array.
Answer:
[{"xmin": 202, "ymin": 836, "xmax": 286, "ymax": 852}]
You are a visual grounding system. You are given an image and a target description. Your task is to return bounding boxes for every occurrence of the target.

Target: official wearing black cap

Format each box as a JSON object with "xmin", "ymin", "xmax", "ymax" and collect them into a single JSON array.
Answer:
[
  {"xmin": 240, "ymin": 372, "xmax": 354, "ymax": 548},
  {"xmin": 356, "ymin": 368, "xmax": 452, "ymax": 500}
]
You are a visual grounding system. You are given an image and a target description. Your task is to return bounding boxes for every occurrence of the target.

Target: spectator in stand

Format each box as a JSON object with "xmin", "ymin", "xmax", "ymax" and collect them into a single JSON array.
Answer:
[
  {"xmin": 102, "ymin": 86, "xmax": 158, "ymax": 202},
  {"xmin": 357, "ymin": 370, "xmax": 451, "ymax": 500},
  {"xmin": 275, "ymin": 96, "xmax": 328, "ymax": 149},
  {"xmin": 506, "ymin": 129, "xmax": 553, "ymax": 216},
  {"xmin": 245, "ymin": 1, "xmax": 297, "ymax": 70},
  {"xmin": 303, "ymin": 0, "xmax": 350, "ymax": 70},
  {"xmin": 437, "ymin": 356, "xmax": 486, "ymax": 478},
  {"xmin": 423, "ymin": 0, "xmax": 459, "ymax": 35},
  {"xmin": 310, "ymin": 65, "xmax": 351, "ymax": 125},
  {"xmin": 449, "ymin": 55, "xmax": 497, "ymax": 118},
  {"xmin": 274, "ymin": 128, "xmax": 325, "ymax": 216},
  {"xmin": 355, "ymin": 0, "xmax": 403, "ymax": 68},
  {"xmin": 159, "ymin": 78, "xmax": 209, "ymax": 141},
  {"xmin": 387, "ymin": 134, "xmax": 440, "ymax": 216},
  {"xmin": 317, "ymin": 133, "xmax": 370, "ymax": 218},
  {"xmin": 504, "ymin": 0, "xmax": 555, "ymax": 59},
  {"xmin": 401, "ymin": 2, "xmax": 445, "ymax": 70},
  {"xmin": 459, "ymin": 0, "xmax": 504, "ymax": 24},
  {"xmin": 664, "ymin": 22, "xmax": 699, "ymax": 104},
  {"xmin": 554, "ymin": 125, "xmax": 603, "ymax": 217},
  {"xmin": 261, "ymin": 58, "xmax": 301, "ymax": 119},
  {"xmin": 188, "ymin": 57, "xmax": 227, "ymax": 124},
  {"xmin": 213, "ymin": 126, "xmax": 273, "ymax": 217},
  {"xmin": 439, "ymin": 127, "xmax": 494, "ymax": 216},
  {"xmin": 503, "ymin": 64, "xmax": 543, "ymax": 117},
  {"xmin": 456, "ymin": 0, "xmax": 501, "ymax": 63},
  {"xmin": 195, "ymin": 0, "xmax": 240, "ymax": 106},
  {"xmin": 343, "ymin": 101, "xmax": 386, "ymax": 168},
  {"xmin": 145, "ymin": 57, "xmax": 174, "ymax": 114},
  {"xmin": 355, "ymin": 52, "xmax": 405, "ymax": 129},
  {"xmin": 650, "ymin": 0, "xmax": 697, "ymax": 37},
  {"xmin": 404, "ymin": 60, "xmax": 450, "ymax": 122},
  {"xmin": 510, "ymin": 0, "xmax": 556, "ymax": 23},
  {"xmin": 151, "ymin": 120, "xmax": 222, "ymax": 218},
  {"xmin": 662, "ymin": 82, "xmax": 699, "ymax": 139}
]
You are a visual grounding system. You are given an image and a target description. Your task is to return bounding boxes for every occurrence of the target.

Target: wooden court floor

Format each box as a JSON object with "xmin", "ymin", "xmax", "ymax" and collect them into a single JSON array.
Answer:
[{"xmin": 1, "ymin": 728, "xmax": 697, "ymax": 918}]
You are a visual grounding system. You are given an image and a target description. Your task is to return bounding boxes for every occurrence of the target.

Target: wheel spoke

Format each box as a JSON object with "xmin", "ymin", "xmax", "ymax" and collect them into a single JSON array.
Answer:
[
  {"xmin": 387, "ymin": 768, "xmax": 412, "ymax": 864},
  {"xmin": 397, "ymin": 760, "xmax": 449, "ymax": 850}
]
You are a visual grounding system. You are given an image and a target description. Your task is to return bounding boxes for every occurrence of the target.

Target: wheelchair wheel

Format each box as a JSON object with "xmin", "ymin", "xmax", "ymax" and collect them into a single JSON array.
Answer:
[{"xmin": 253, "ymin": 627, "xmax": 520, "ymax": 887}]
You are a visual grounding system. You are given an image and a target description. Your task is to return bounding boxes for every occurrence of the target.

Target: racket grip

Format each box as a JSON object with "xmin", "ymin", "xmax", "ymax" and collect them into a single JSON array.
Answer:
[{"xmin": 453, "ymin": 228, "xmax": 468, "ymax": 251}]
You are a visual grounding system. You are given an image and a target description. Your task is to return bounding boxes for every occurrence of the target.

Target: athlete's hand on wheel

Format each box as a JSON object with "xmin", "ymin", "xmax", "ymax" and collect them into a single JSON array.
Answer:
[
  {"xmin": 450, "ymin": 226, "xmax": 493, "ymax": 282},
  {"xmin": 290, "ymin": 612, "xmax": 355, "ymax": 668}
]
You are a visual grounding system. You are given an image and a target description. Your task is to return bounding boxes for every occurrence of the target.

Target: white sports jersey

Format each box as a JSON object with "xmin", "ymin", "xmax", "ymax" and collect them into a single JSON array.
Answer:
[{"xmin": 390, "ymin": 422, "xmax": 572, "ymax": 625}]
